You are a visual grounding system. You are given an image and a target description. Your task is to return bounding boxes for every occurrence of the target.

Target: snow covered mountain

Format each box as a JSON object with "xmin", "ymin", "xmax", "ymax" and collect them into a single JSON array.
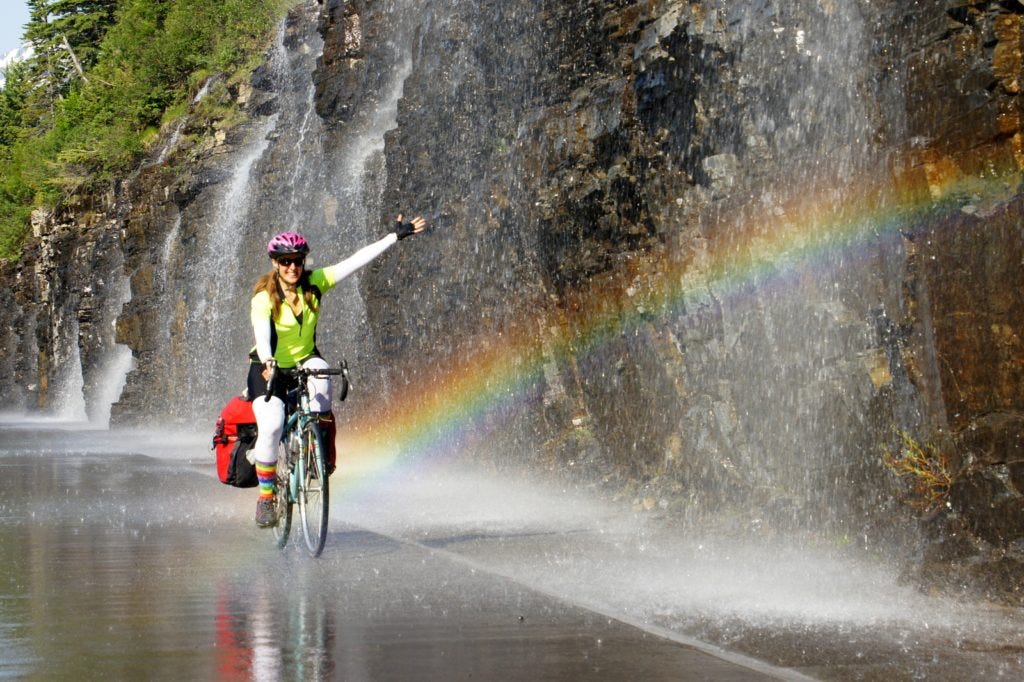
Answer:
[{"xmin": 0, "ymin": 44, "xmax": 34, "ymax": 88}]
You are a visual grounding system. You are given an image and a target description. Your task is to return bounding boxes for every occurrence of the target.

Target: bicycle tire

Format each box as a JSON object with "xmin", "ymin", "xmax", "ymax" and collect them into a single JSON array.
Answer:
[
  {"xmin": 298, "ymin": 421, "xmax": 329, "ymax": 557},
  {"xmin": 271, "ymin": 442, "xmax": 293, "ymax": 548}
]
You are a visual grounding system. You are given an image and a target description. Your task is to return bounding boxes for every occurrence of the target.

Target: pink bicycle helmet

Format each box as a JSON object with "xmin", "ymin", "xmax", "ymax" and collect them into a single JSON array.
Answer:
[{"xmin": 267, "ymin": 231, "xmax": 310, "ymax": 257}]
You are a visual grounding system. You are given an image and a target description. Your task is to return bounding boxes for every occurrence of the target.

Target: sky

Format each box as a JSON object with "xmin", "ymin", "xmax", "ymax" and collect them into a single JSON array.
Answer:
[{"xmin": 1, "ymin": 0, "xmax": 30, "ymax": 58}]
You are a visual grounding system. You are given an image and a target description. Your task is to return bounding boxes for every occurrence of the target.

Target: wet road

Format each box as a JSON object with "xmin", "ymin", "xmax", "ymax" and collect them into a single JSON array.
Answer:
[
  {"xmin": 0, "ymin": 423, "xmax": 786, "ymax": 680},
  {"xmin": 4, "ymin": 421, "xmax": 1023, "ymax": 680}
]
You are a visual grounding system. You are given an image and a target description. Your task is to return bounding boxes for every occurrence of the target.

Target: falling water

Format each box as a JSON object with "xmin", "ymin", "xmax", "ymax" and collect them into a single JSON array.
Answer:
[
  {"xmin": 145, "ymin": 0, "xmax": 422, "ymax": 414},
  {"xmin": 154, "ymin": 121, "xmax": 185, "ymax": 166},
  {"xmin": 314, "ymin": 55, "xmax": 414, "ymax": 373},
  {"xmin": 37, "ymin": 234, "xmax": 137, "ymax": 425},
  {"xmin": 129, "ymin": 24, "xmax": 288, "ymax": 414},
  {"xmin": 158, "ymin": 216, "xmax": 182, "ymax": 292},
  {"xmin": 282, "ymin": 81, "xmax": 322, "ymax": 217},
  {"xmin": 333, "ymin": 57, "xmax": 413, "ymax": 233},
  {"xmin": 85, "ymin": 273, "xmax": 135, "ymax": 427},
  {"xmin": 48, "ymin": 314, "xmax": 87, "ymax": 421},
  {"xmin": 4, "ymin": 1, "xmax": 1024, "ymax": 678},
  {"xmin": 172, "ymin": 113, "xmax": 277, "ymax": 406},
  {"xmin": 154, "ymin": 77, "xmax": 215, "ymax": 165},
  {"xmin": 660, "ymin": 1, "xmax": 906, "ymax": 536}
]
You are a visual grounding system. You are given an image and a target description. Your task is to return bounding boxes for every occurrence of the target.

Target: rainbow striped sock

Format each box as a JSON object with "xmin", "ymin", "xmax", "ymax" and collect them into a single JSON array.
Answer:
[{"xmin": 256, "ymin": 463, "xmax": 276, "ymax": 500}]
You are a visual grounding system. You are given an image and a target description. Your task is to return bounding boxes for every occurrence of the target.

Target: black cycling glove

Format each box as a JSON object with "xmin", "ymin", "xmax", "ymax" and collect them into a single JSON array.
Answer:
[{"xmin": 395, "ymin": 219, "xmax": 417, "ymax": 240}]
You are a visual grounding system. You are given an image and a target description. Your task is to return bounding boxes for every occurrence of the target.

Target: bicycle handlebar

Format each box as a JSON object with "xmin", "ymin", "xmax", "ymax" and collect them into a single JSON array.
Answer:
[
  {"xmin": 280, "ymin": 367, "xmax": 346, "ymax": 377},
  {"xmin": 264, "ymin": 361, "xmax": 348, "ymax": 401}
]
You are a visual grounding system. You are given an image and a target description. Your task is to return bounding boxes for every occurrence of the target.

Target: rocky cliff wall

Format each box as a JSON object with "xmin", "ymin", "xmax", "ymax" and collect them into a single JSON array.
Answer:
[
  {"xmin": 0, "ymin": 199, "xmax": 130, "ymax": 421},
  {"xmin": 0, "ymin": 0, "xmax": 1021, "ymax": 600},
  {"xmin": 335, "ymin": 0, "xmax": 1024, "ymax": 598}
]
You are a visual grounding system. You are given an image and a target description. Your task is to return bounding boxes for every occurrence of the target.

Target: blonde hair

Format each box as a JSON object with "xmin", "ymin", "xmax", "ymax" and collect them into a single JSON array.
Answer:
[{"xmin": 253, "ymin": 268, "xmax": 320, "ymax": 320}]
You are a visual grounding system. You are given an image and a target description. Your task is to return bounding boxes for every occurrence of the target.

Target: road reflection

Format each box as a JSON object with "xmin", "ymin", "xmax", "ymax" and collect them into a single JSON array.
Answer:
[
  {"xmin": 214, "ymin": 572, "xmax": 336, "ymax": 681},
  {"xmin": 0, "ymin": 426, "xmax": 790, "ymax": 680}
]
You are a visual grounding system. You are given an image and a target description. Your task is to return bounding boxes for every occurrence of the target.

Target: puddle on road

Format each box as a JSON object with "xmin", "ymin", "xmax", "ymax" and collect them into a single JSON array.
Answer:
[
  {"xmin": 6, "ymin": 422, "xmax": 1023, "ymax": 680},
  {"xmin": 0, "ymin": 426, "xmax": 777, "ymax": 681}
]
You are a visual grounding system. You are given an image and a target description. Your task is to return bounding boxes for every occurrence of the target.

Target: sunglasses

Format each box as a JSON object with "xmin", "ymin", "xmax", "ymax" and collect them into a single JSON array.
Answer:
[{"xmin": 276, "ymin": 257, "xmax": 305, "ymax": 268}]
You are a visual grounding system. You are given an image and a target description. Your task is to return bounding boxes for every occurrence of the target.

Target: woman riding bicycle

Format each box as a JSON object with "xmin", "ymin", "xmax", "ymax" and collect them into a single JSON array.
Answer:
[{"xmin": 248, "ymin": 215, "xmax": 426, "ymax": 527}]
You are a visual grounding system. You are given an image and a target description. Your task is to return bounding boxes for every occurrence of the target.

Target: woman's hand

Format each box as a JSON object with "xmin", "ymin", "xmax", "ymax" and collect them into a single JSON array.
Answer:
[
  {"xmin": 395, "ymin": 214, "xmax": 427, "ymax": 240},
  {"xmin": 261, "ymin": 359, "xmax": 276, "ymax": 381}
]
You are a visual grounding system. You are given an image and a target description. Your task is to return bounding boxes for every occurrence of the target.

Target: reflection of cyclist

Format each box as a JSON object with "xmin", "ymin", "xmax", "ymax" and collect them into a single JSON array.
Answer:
[{"xmin": 249, "ymin": 216, "xmax": 426, "ymax": 527}]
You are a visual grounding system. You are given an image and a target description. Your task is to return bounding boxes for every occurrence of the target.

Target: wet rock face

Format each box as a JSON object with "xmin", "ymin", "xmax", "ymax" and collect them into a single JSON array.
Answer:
[
  {"xmin": 323, "ymin": 0, "xmax": 1024, "ymax": 598},
  {"xmin": 314, "ymin": 0, "xmax": 390, "ymax": 124},
  {"xmin": 0, "ymin": 0, "xmax": 1020, "ymax": 598},
  {"xmin": 891, "ymin": 2, "xmax": 1024, "ymax": 599},
  {"xmin": 0, "ymin": 201, "xmax": 128, "ymax": 418},
  {"xmin": 0, "ymin": 259, "xmax": 39, "ymax": 412}
]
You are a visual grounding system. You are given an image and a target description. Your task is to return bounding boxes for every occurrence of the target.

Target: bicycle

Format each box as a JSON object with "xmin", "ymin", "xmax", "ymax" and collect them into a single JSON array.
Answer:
[{"xmin": 264, "ymin": 360, "xmax": 349, "ymax": 557}]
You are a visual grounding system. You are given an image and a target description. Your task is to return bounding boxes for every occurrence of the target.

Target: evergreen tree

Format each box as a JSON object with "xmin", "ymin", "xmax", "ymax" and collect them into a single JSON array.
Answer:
[
  {"xmin": 0, "ymin": 61, "xmax": 33, "ymax": 258},
  {"xmin": 24, "ymin": 0, "xmax": 118, "ymax": 103},
  {"xmin": 0, "ymin": 62, "xmax": 31, "ymax": 151},
  {"xmin": 0, "ymin": 0, "xmax": 289, "ymax": 260}
]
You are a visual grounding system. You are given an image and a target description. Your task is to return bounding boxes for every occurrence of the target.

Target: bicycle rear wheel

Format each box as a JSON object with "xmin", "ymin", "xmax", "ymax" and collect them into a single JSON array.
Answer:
[
  {"xmin": 298, "ymin": 421, "xmax": 329, "ymax": 557},
  {"xmin": 271, "ymin": 443, "xmax": 293, "ymax": 548}
]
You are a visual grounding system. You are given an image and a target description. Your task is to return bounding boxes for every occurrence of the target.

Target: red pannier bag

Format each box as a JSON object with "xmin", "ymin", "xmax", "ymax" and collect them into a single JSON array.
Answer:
[{"xmin": 212, "ymin": 396, "xmax": 258, "ymax": 488}]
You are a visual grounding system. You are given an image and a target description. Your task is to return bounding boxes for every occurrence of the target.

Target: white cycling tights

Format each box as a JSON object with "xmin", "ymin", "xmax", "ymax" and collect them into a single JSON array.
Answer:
[{"xmin": 251, "ymin": 356, "xmax": 332, "ymax": 466}]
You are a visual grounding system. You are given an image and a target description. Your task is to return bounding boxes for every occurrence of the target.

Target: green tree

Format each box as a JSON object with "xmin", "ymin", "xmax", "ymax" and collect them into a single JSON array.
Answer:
[
  {"xmin": 23, "ymin": 0, "xmax": 118, "ymax": 117},
  {"xmin": 0, "ymin": 62, "xmax": 31, "ymax": 151},
  {"xmin": 0, "ymin": 0, "xmax": 292, "ymax": 261}
]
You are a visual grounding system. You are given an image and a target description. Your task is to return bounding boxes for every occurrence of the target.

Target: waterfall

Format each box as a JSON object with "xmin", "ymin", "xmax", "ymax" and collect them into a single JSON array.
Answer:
[
  {"xmin": 39, "ymin": 230, "xmax": 137, "ymax": 426},
  {"xmin": 148, "ymin": 0, "xmax": 419, "ymax": 416},
  {"xmin": 85, "ymin": 268, "xmax": 135, "ymax": 427},
  {"xmin": 608, "ymin": 1, "xmax": 909, "ymax": 535},
  {"xmin": 154, "ymin": 121, "xmax": 185, "ymax": 166},
  {"xmin": 314, "ymin": 55, "xmax": 414, "ymax": 376},
  {"xmin": 166, "ymin": 109, "xmax": 277, "ymax": 410},
  {"xmin": 158, "ymin": 216, "xmax": 182, "ymax": 293},
  {"xmin": 49, "ymin": 313, "xmax": 87, "ymax": 422},
  {"xmin": 154, "ymin": 77, "xmax": 215, "ymax": 165}
]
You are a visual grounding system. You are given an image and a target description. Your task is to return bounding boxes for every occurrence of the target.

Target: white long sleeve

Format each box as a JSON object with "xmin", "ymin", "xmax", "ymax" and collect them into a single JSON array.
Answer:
[
  {"xmin": 322, "ymin": 233, "xmax": 398, "ymax": 285},
  {"xmin": 254, "ymin": 317, "xmax": 274, "ymax": 364}
]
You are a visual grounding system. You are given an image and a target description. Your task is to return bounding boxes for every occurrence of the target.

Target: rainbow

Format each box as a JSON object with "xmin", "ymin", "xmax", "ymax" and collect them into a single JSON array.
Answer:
[{"xmin": 336, "ymin": 152, "xmax": 1023, "ymax": 487}]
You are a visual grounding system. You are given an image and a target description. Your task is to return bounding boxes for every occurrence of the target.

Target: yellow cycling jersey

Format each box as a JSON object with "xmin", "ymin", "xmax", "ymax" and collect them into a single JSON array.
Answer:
[
  {"xmin": 250, "ymin": 268, "xmax": 336, "ymax": 368},
  {"xmin": 250, "ymin": 233, "xmax": 400, "ymax": 368}
]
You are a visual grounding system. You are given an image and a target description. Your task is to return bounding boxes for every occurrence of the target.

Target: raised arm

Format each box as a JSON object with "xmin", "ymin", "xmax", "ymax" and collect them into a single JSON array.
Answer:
[{"xmin": 322, "ymin": 215, "xmax": 427, "ymax": 284}]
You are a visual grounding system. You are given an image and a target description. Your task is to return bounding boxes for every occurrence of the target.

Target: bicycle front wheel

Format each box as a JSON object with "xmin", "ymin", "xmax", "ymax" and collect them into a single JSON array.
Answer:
[
  {"xmin": 297, "ymin": 421, "xmax": 329, "ymax": 557},
  {"xmin": 271, "ymin": 443, "xmax": 293, "ymax": 549}
]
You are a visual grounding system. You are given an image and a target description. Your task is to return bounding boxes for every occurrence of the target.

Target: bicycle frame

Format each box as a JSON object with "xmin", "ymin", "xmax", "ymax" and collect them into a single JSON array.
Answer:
[{"xmin": 279, "ymin": 390, "xmax": 314, "ymax": 504}]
